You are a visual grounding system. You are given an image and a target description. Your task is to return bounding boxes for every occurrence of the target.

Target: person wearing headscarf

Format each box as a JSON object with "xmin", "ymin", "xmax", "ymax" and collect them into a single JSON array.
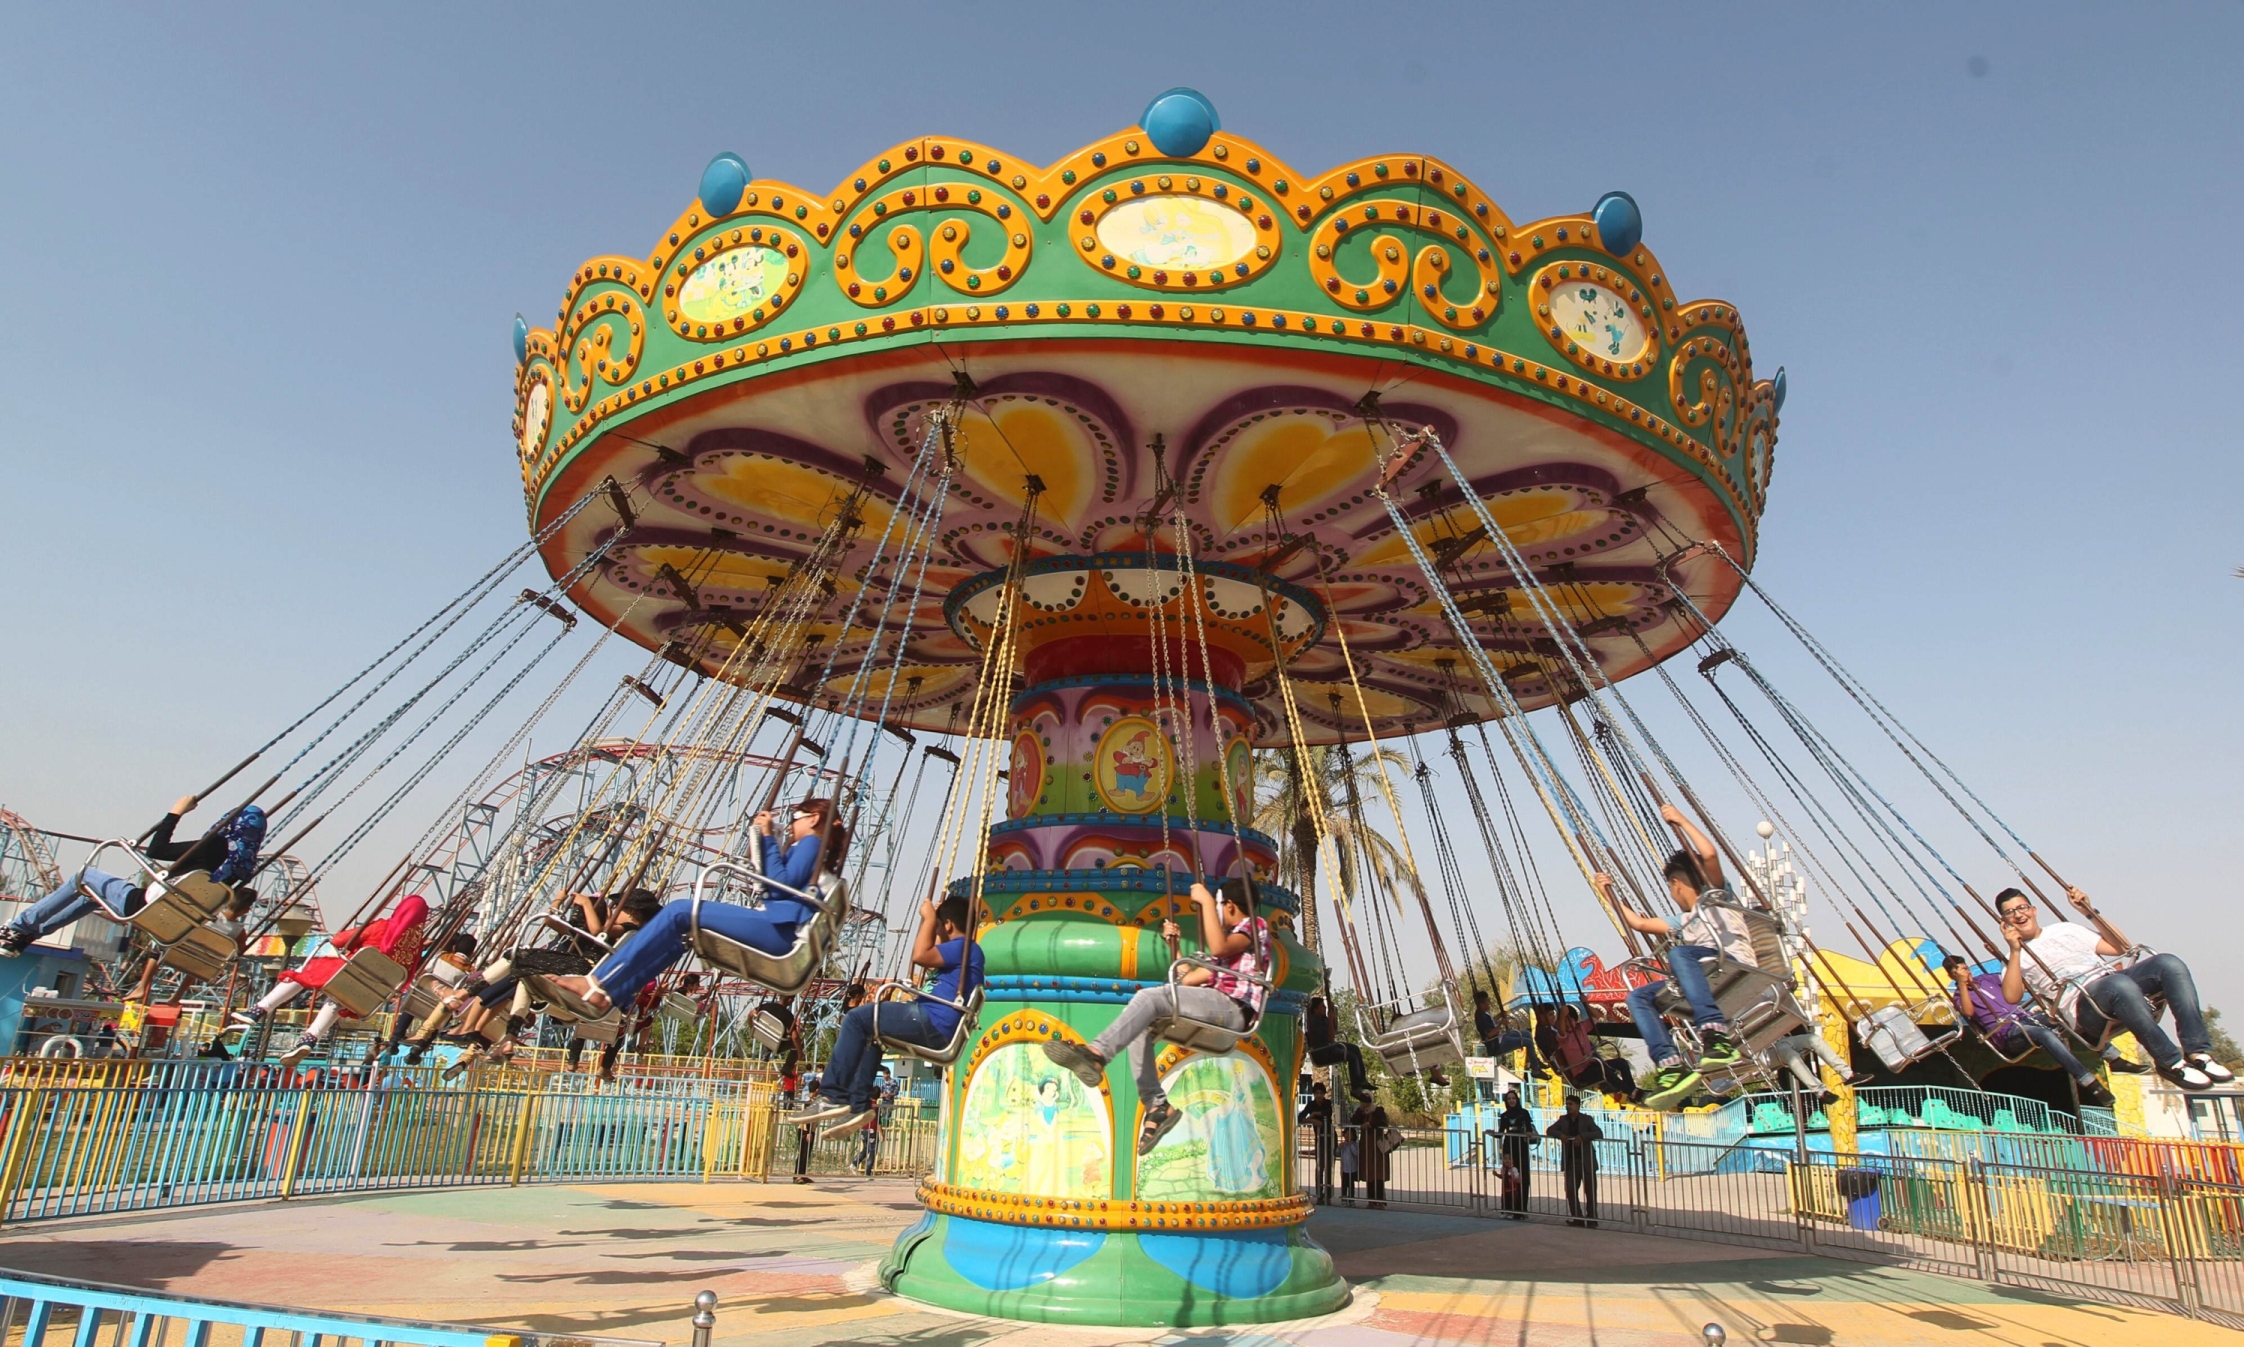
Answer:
[
  {"xmin": 3, "ymin": 796, "xmax": 265, "ymax": 955},
  {"xmin": 233, "ymin": 893, "xmax": 432, "ymax": 1069}
]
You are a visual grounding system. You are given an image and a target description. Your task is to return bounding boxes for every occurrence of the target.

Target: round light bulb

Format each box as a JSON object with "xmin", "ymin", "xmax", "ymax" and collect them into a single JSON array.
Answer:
[{"xmin": 1756, "ymin": 820, "xmax": 1775, "ymax": 839}]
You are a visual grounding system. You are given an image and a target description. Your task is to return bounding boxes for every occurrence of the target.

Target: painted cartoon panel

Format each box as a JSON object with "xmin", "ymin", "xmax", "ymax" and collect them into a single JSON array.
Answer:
[
  {"xmin": 1136, "ymin": 1055, "xmax": 1285, "ymax": 1201},
  {"xmin": 953, "ymin": 1042, "xmax": 1113, "ymax": 1199}
]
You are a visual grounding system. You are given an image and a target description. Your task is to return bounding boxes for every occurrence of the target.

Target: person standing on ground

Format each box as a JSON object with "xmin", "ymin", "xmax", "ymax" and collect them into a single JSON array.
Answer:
[
  {"xmin": 1353, "ymin": 1095, "xmax": 1391, "ymax": 1210},
  {"xmin": 1298, "ymin": 1079, "xmax": 1336, "ymax": 1204},
  {"xmin": 1496, "ymin": 1085, "xmax": 1536, "ymax": 1219},
  {"xmin": 1545, "ymin": 1094, "xmax": 1603, "ymax": 1227}
]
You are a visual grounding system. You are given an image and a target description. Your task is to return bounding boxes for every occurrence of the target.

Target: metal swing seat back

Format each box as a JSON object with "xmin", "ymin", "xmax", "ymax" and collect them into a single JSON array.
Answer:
[
  {"xmin": 1688, "ymin": 897, "xmax": 1813, "ymax": 1061},
  {"xmin": 1857, "ymin": 996, "xmax": 1963, "ymax": 1073},
  {"xmin": 159, "ymin": 925, "xmax": 240, "ymax": 983},
  {"xmin": 323, "ymin": 947, "xmax": 410, "ymax": 1020},
  {"xmin": 1153, "ymin": 955, "xmax": 1272, "ymax": 1055},
  {"xmin": 77, "ymin": 841, "xmax": 233, "ymax": 948},
  {"xmin": 520, "ymin": 914, "xmax": 618, "ymax": 1023},
  {"xmin": 1360, "ymin": 991, "xmax": 1470, "ymax": 1078},
  {"xmin": 689, "ymin": 858, "xmax": 851, "ymax": 996},
  {"xmin": 873, "ymin": 981, "xmax": 985, "ymax": 1067}
]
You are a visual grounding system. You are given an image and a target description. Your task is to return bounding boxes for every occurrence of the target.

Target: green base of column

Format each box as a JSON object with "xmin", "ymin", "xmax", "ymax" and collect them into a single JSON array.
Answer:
[{"xmin": 880, "ymin": 1211, "xmax": 1349, "ymax": 1327}]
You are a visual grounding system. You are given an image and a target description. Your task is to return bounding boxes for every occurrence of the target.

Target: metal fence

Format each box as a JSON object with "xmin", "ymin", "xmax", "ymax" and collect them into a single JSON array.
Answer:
[
  {"xmin": 0, "ymin": 1268, "xmax": 662, "ymax": 1347},
  {"xmin": 1301, "ymin": 1123, "xmax": 2244, "ymax": 1327},
  {"xmin": 0, "ymin": 1072, "xmax": 951, "ymax": 1225}
]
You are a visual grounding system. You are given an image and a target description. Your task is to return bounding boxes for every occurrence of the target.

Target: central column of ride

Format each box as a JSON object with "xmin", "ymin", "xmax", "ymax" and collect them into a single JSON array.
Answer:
[{"xmin": 881, "ymin": 552, "xmax": 1346, "ymax": 1326}]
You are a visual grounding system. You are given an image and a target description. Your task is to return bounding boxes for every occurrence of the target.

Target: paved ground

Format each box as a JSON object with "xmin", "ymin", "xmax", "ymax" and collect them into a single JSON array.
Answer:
[{"xmin": 2, "ymin": 1181, "xmax": 2234, "ymax": 1347}]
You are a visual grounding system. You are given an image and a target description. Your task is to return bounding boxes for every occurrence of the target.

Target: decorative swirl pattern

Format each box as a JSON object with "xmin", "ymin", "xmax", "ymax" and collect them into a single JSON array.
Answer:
[
  {"xmin": 1308, "ymin": 199, "xmax": 1501, "ymax": 328},
  {"xmin": 837, "ymin": 184, "xmax": 1031, "ymax": 303},
  {"xmin": 553, "ymin": 289, "xmax": 646, "ymax": 416}
]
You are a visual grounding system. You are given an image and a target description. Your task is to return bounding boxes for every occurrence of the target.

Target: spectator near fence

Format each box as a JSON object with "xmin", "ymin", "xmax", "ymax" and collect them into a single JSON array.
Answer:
[{"xmin": 1545, "ymin": 1094, "xmax": 1603, "ymax": 1228}]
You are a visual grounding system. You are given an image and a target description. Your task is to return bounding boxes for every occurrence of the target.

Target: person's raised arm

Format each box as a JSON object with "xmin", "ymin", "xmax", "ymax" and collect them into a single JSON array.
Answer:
[
  {"xmin": 1951, "ymin": 965, "xmax": 1977, "ymax": 1019},
  {"xmin": 1595, "ymin": 873, "xmax": 1671, "ymax": 938},
  {"xmin": 571, "ymin": 893, "xmax": 605, "ymax": 932},
  {"xmin": 2000, "ymin": 925, "xmax": 2028, "ymax": 1006},
  {"xmin": 2065, "ymin": 885, "xmax": 2132, "ymax": 957},
  {"xmin": 910, "ymin": 898, "xmax": 947, "ymax": 971},
  {"xmin": 1659, "ymin": 804, "xmax": 1722, "ymax": 887}
]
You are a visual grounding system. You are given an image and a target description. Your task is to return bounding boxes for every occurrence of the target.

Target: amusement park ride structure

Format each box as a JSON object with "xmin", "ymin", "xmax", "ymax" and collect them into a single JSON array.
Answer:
[{"xmin": 0, "ymin": 87, "xmax": 2207, "ymax": 1331}]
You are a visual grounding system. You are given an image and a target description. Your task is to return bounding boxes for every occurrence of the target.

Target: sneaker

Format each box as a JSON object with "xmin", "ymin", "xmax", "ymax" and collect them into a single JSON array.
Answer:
[
  {"xmin": 1041, "ymin": 1039, "xmax": 1107, "ymax": 1089},
  {"xmin": 787, "ymin": 1096, "xmax": 852, "ymax": 1126},
  {"xmin": 403, "ymin": 1044, "xmax": 426, "ymax": 1066},
  {"xmin": 2160, "ymin": 1061, "xmax": 2214, "ymax": 1091},
  {"xmin": 1816, "ymin": 1089, "xmax": 1840, "ymax": 1110},
  {"xmin": 0, "ymin": 926, "xmax": 34, "ymax": 957},
  {"xmin": 2189, "ymin": 1055, "xmax": 2236, "ymax": 1085},
  {"xmin": 1644, "ymin": 1064, "xmax": 1703, "ymax": 1112},
  {"xmin": 819, "ymin": 1110, "xmax": 875, "ymax": 1142},
  {"xmin": 1842, "ymin": 1071, "xmax": 1875, "ymax": 1087},
  {"xmin": 2104, "ymin": 1055, "xmax": 2151, "ymax": 1075},
  {"xmin": 1696, "ymin": 1032, "xmax": 1742, "ymax": 1068},
  {"xmin": 2077, "ymin": 1079, "xmax": 2115, "ymax": 1107},
  {"xmin": 229, "ymin": 1007, "xmax": 267, "ymax": 1029},
  {"xmin": 278, "ymin": 1036, "xmax": 317, "ymax": 1071},
  {"xmin": 1426, "ymin": 1068, "xmax": 1451, "ymax": 1088}
]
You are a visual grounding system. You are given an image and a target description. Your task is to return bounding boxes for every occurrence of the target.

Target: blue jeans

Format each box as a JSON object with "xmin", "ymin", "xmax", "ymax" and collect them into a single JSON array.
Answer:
[
  {"xmin": 1994, "ymin": 1017, "xmax": 2096, "ymax": 1082},
  {"xmin": 8, "ymin": 868, "xmax": 142, "ymax": 939},
  {"xmin": 2072, "ymin": 953, "xmax": 2209, "ymax": 1070},
  {"xmin": 592, "ymin": 899, "xmax": 797, "ymax": 1005},
  {"xmin": 817, "ymin": 1002, "xmax": 945, "ymax": 1110},
  {"xmin": 1625, "ymin": 945, "xmax": 1726, "ymax": 1066}
]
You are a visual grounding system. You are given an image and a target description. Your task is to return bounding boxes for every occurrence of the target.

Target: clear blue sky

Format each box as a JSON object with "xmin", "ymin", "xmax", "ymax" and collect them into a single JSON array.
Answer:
[{"xmin": 3, "ymin": 6, "xmax": 2239, "ymax": 1010}]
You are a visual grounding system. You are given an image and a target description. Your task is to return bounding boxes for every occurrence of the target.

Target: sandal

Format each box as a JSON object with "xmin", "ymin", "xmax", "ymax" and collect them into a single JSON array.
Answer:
[{"xmin": 1137, "ymin": 1102, "xmax": 1185, "ymax": 1155}]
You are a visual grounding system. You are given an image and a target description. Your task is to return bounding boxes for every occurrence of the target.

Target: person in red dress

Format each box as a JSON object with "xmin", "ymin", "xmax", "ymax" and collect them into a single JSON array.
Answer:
[{"xmin": 233, "ymin": 894, "xmax": 432, "ymax": 1068}]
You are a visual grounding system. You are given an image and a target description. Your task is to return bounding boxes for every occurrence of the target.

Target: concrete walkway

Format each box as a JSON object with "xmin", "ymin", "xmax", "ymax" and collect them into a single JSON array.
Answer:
[{"xmin": 1, "ymin": 1181, "xmax": 2232, "ymax": 1347}]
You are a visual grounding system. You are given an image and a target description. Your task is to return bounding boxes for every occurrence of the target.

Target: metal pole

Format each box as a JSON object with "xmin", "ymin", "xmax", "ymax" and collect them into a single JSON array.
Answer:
[{"xmin": 690, "ymin": 1290, "xmax": 717, "ymax": 1347}]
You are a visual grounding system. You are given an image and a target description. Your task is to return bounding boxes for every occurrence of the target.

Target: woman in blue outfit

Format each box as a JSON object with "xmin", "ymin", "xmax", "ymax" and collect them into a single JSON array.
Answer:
[{"xmin": 551, "ymin": 798, "xmax": 843, "ymax": 1013}]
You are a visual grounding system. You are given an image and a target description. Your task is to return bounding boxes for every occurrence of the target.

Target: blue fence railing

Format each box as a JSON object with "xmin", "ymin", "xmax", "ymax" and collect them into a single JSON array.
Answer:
[{"xmin": 0, "ymin": 1269, "xmax": 662, "ymax": 1347}]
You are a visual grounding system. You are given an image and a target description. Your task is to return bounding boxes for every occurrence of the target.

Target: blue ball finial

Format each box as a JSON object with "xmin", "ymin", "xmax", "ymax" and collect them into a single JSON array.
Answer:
[
  {"xmin": 1771, "ymin": 366, "xmax": 1788, "ymax": 413},
  {"xmin": 1139, "ymin": 87, "xmax": 1220, "ymax": 158},
  {"xmin": 1592, "ymin": 191, "xmax": 1642, "ymax": 257},
  {"xmin": 512, "ymin": 313, "xmax": 529, "ymax": 364},
  {"xmin": 699, "ymin": 152, "xmax": 750, "ymax": 217}
]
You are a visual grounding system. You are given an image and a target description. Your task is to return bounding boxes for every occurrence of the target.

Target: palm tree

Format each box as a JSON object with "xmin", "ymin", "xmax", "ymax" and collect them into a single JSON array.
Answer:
[{"xmin": 1254, "ymin": 744, "xmax": 1423, "ymax": 959}]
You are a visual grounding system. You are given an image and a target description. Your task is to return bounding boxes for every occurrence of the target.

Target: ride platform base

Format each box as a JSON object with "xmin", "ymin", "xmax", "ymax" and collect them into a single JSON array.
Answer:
[{"xmin": 880, "ymin": 1210, "xmax": 1348, "ymax": 1327}]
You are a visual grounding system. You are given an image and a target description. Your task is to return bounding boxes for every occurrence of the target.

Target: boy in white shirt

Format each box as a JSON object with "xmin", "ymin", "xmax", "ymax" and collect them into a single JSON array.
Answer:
[{"xmin": 1997, "ymin": 885, "xmax": 2230, "ymax": 1091}]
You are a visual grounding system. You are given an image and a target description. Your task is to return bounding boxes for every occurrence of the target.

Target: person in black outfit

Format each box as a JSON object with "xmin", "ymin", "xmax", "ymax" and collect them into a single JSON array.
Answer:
[
  {"xmin": 1496, "ymin": 1085, "xmax": 1537, "ymax": 1218},
  {"xmin": 1353, "ymin": 1097, "xmax": 1391, "ymax": 1209},
  {"xmin": 1545, "ymin": 1093, "xmax": 1603, "ymax": 1227},
  {"xmin": 412, "ymin": 889, "xmax": 659, "ymax": 1052},
  {"xmin": 4, "ymin": 795, "xmax": 264, "ymax": 953},
  {"xmin": 1298, "ymin": 1079, "xmax": 1336, "ymax": 1204},
  {"xmin": 1303, "ymin": 994, "xmax": 1374, "ymax": 1101}
]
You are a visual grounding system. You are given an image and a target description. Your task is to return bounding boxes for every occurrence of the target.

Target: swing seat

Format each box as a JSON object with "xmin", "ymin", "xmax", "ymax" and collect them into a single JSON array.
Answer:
[
  {"xmin": 1367, "ymin": 1003, "xmax": 1470, "ymax": 1077},
  {"xmin": 571, "ymin": 1011, "xmax": 623, "ymax": 1044},
  {"xmin": 159, "ymin": 926, "xmax": 239, "ymax": 983},
  {"xmin": 1856, "ymin": 1001, "xmax": 1961, "ymax": 1072},
  {"xmin": 77, "ymin": 844, "xmax": 232, "ymax": 947},
  {"xmin": 749, "ymin": 1006, "xmax": 791, "ymax": 1049},
  {"xmin": 399, "ymin": 973, "xmax": 453, "ymax": 1024},
  {"xmin": 688, "ymin": 861, "xmax": 850, "ymax": 997},
  {"xmin": 659, "ymin": 992, "xmax": 700, "ymax": 1022},
  {"xmin": 873, "ymin": 983, "xmax": 983, "ymax": 1067},
  {"xmin": 1152, "ymin": 956, "xmax": 1269, "ymax": 1055},
  {"xmin": 1689, "ymin": 900, "xmax": 1812, "ymax": 1061},
  {"xmin": 522, "ymin": 973, "xmax": 608, "ymax": 1023},
  {"xmin": 324, "ymin": 947, "xmax": 409, "ymax": 1019}
]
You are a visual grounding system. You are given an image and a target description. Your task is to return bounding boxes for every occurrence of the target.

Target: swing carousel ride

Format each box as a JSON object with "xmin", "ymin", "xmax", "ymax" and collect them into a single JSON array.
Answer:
[
  {"xmin": 505, "ymin": 88, "xmax": 1783, "ymax": 1323},
  {"xmin": 9, "ymin": 86, "xmax": 2152, "ymax": 1332}
]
